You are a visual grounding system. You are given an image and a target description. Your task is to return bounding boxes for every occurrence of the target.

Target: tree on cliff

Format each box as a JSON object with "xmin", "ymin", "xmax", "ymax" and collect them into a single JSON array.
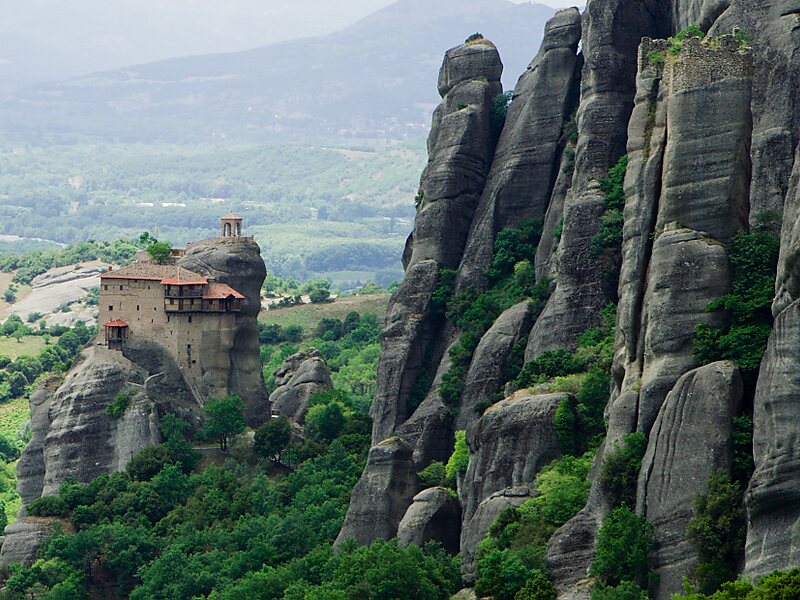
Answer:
[
  {"xmin": 204, "ymin": 395, "xmax": 246, "ymax": 451},
  {"xmin": 146, "ymin": 241, "xmax": 173, "ymax": 264}
]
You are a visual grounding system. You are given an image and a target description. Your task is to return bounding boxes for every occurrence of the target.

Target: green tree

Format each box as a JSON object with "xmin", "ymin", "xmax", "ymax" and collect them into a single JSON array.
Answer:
[
  {"xmin": 305, "ymin": 402, "xmax": 346, "ymax": 443},
  {"xmin": 204, "ymin": 395, "xmax": 246, "ymax": 450},
  {"xmin": 590, "ymin": 505, "xmax": 655, "ymax": 588},
  {"xmin": 599, "ymin": 432, "xmax": 648, "ymax": 508},
  {"xmin": 145, "ymin": 241, "xmax": 173, "ymax": 264},
  {"xmin": 254, "ymin": 417, "xmax": 292, "ymax": 462},
  {"xmin": 8, "ymin": 371, "xmax": 28, "ymax": 397},
  {"xmin": 446, "ymin": 430, "xmax": 469, "ymax": 481},
  {"xmin": 515, "ymin": 572, "xmax": 557, "ymax": 600},
  {"xmin": 686, "ymin": 470, "xmax": 745, "ymax": 593}
]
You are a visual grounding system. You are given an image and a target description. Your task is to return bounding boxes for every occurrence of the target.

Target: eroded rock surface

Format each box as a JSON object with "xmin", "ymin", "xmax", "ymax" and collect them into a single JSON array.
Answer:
[
  {"xmin": 269, "ymin": 349, "xmax": 332, "ymax": 423},
  {"xmin": 335, "ymin": 437, "xmax": 419, "ymax": 546},
  {"xmin": 179, "ymin": 237, "xmax": 269, "ymax": 426},
  {"xmin": 745, "ymin": 299, "xmax": 800, "ymax": 576},
  {"xmin": 460, "ymin": 392, "xmax": 563, "ymax": 582},
  {"xmin": 638, "ymin": 362, "xmax": 742, "ymax": 599},
  {"xmin": 397, "ymin": 486, "xmax": 461, "ymax": 554}
]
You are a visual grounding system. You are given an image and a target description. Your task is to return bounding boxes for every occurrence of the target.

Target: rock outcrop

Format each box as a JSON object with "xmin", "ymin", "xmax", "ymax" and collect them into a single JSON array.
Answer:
[
  {"xmin": 455, "ymin": 9, "xmax": 582, "ymax": 290},
  {"xmin": 408, "ymin": 39, "xmax": 502, "ymax": 270},
  {"xmin": 637, "ymin": 362, "xmax": 742, "ymax": 598},
  {"xmin": 612, "ymin": 35, "xmax": 752, "ymax": 433},
  {"xmin": 744, "ymin": 299, "xmax": 800, "ymax": 576},
  {"xmin": 460, "ymin": 392, "xmax": 563, "ymax": 582},
  {"xmin": 179, "ymin": 236, "xmax": 269, "ymax": 426},
  {"xmin": 269, "ymin": 349, "xmax": 332, "ymax": 423},
  {"xmin": 397, "ymin": 487, "xmax": 461, "ymax": 554},
  {"xmin": 0, "ymin": 520, "xmax": 54, "ymax": 566},
  {"xmin": 5, "ymin": 237, "xmax": 269, "ymax": 566},
  {"xmin": 335, "ymin": 437, "xmax": 419, "ymax": 546}
]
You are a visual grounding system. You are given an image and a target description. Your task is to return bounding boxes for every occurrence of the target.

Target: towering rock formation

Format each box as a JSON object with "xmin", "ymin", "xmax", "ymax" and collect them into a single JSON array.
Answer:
[{"xmin": 339, "ymin": 0, "xmax": 800, "ymax": 594}]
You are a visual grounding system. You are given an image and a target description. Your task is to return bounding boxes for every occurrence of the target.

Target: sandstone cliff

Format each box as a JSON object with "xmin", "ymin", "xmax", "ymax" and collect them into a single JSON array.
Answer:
[{"xmin": 337, "ymin": 1, "xmax": 800, "ymax": 597}]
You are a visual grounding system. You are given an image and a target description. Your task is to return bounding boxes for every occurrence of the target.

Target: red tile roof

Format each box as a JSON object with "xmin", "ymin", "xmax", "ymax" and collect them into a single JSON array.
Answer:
[
  {"xmin": 160, "ymin": 277, "xmax": 209, "ymax": 285},
  {"xmin": 101, "ymin": 263, "xmax": 207, "ymax": 284},
  {"xmin": 203, "ymin": 283, "xmax": 245, "ymax": 299},
  {"xmin": 103, "ymin": 320, "xmax": 129, "ymax": 327}
]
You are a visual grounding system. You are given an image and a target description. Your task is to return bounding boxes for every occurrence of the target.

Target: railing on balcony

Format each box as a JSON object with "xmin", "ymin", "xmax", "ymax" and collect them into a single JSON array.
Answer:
[
  {"xmin": 164, "ymin": 299, "xmax": 242, "ymax": 313},
  {"xmin": 165, "ymin": 288, "xmax": 203, "ymax": 298}
]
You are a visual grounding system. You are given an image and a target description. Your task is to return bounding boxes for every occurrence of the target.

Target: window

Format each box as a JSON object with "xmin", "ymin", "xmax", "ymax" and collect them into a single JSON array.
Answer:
[
  {"xmin": 104, "ymin": 285, "xmax": 108, "ymax": 290},
  {"xmin": 188, "ymin": 316, "xmax": 192, "ymax": 323},
  {"xmin": 108, "ymin": 305, "xmax": 113, "ymax": 311},
  {"xmin": 136, "ymin": 305, "xmax": 140, "ymax": 311},
  {"xmin": 119, "ymin": 285, "xmax": 123, "ymax": 290}
]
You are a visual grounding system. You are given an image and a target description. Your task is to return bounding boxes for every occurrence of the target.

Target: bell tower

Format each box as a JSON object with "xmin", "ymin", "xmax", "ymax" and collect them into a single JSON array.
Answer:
[{"xmin": 220, "ymin": 214, "xmax": 243, "ymax": 238}]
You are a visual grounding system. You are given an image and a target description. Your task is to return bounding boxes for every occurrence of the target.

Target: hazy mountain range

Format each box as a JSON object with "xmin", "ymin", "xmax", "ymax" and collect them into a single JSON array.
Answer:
[{"xmin": 0, "ymin": 0, "xmax": 557, "ymax": 143}]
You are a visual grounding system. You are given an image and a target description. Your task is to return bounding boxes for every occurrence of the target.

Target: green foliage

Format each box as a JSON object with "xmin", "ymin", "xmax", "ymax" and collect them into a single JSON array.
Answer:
[
  {"xmin": 145, "ymin": 241, "xmax": 171, "ymax": 264},
  {"xmin": 554, "ymin": 396, "xmax": 577, "ymax": 456},
  {"xmin": 476, "ymin": 453, "xmax": 594, "ymax": 599},
  {"xmin": 590, "ymin": 154, "xmax": 628, "ymax": 291},
  {"xmin": 126, "ymin": 445, "xmax": 177, "ymax": 482},
  {"xmin": 591, "ymin": 581, "xmax": 649, "ymax": 600},
  {"xmin": 694, "ymin": 231, "xmax": 780, "ymax": 381},
  {"xmin": 515, "ymin": 572, "xmax": 557, "ymax": 600},
  {"xmin": 305, "ymin": 402, "xmax": 346, "ymax": 443},
  {"xmin": 466, "ymin": 33, "xmax": 485, "ymax": 43},
  {"xmin": 672, "ymin": 569, "xmax": 800, "ymax": 599},
  {"xmin": 105, "ymin": 391, "xmax": 132, "ymax": 419},
  {"xmin": 514, "ymin": 303, "xmax": 617, "ymax": 453},
  {"xmin": 591, "ymin": 505, "xmax": 655, "ymax": 588},
  {"xmin": 304, "ymin": 279, "xmax": 332, "ymax": 303},
  {"xmin": 418, "ymin": 461, "xmax": 448, "ymax": 488},
  {"xmin": 599, "ymin": 432, "xmax": 648, "ymax": 508},
  {"xmin": 668, "ymin": 24, "xmax": 706, "ymax": 56},
  {"xmin": 204, "ymin": 395, "xmax": 246, "ymax": 450},
  {"xmin": 686, "ymin": 470, "xmax": 745, "ymax": 594},
  {"xmin": 27, "ymin": 495, "xmax": 69, "ymax": 517},
  {"xmin": 254, "ymin": 417, "xmax": 292, "ymax": 462},
  {"xmin": 487, "ymin": 220, "xmax": 543, "ymax": 282},
  {"xmin": 491, "ymin": 91, "xmax": 514, "ymax": 136},
  {"xmin": 732, "ymin": 415, "xmax": 754, "ymax": 485},
  {"xmin": 446, "ymin": 430, "xmax": 469, "ymax": 481},
  {"xmin": 515, "ymin": 349, "xmax": 583, "ymax": 387}
]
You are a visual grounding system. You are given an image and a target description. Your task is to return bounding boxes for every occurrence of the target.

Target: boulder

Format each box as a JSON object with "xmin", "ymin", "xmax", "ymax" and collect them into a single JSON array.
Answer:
[
  {"xmin": 335, "ymin": 437, "xmax": 420, "ymax": 547},
  {"xmin": 460, "ymin": 392, "xmax": 563, "ymax": 582},
  {"xmin": 456, "ymin": 301, "xmax": 534, "ymax": 429},
  {"xmin": 397, "ymin": 486, "xmax": 461, "ymax": 554},
  {"xmin": 0, "ymin": 519, "xmax": 53, "ymax": 566},
  {"xmin": 461, "ymin": 486, "xmax": 535, "ymax": 585},
  {"xmin": 637, "ymin": 362, "xmax": 742, "ymax": 599},
  {"xmin": 269, "ymin": 348, "xmax": 332, "ymax": 423}
]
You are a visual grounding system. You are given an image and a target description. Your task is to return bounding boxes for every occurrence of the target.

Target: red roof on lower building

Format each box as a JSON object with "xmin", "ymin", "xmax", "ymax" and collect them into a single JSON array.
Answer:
[
  {"xmin": 103, "ymin": 320, "xmax": 129, "ymax": 327},
  {"xmin": 203, "ymin": 283, "xmax": 245, "ymax": 300}
]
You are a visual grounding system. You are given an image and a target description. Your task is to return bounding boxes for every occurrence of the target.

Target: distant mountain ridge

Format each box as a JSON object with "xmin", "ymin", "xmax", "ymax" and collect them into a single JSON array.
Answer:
[{"xmin": 0, "ymin": 0, "xmax": 555, "ymax": 143}]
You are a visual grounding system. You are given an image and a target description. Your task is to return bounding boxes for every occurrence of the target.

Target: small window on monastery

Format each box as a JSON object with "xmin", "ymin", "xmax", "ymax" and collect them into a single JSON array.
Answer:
[
  {"xmin": 188, "ymin": 316, "xmax": 192, "ymax": 323},
  {"xmin": 119, "ymin": 285, "xmax": 123, "ymax": 290},
  {"xmin": 136, "ymin": 305, "xmax": 140, "ymax": 311},
  {"xmin": 108, "ymin": 305, "xmax": 113, "ymax": 311},
  {"xmin": 169, "ymin": 299, "xmax": 174, "ymax": 305},
  {"xmin": 104, "ymin": 285, "xmax": 108, "ymax": 291}
]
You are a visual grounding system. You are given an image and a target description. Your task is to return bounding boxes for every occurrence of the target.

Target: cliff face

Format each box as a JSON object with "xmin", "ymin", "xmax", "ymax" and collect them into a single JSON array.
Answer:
[
  {"xmin": 3, "ymin": 237, "xmax": 267, "ymax": 565},
  {"xmin": 338, "ymin": 0, "xmax": 800, "ymax": 597}
]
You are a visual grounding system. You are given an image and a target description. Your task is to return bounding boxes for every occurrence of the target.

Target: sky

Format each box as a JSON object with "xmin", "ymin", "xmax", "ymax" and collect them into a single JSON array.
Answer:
[{"xmin": 0, "ymin": 0, "xmax": 584, "ymax": 92}]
